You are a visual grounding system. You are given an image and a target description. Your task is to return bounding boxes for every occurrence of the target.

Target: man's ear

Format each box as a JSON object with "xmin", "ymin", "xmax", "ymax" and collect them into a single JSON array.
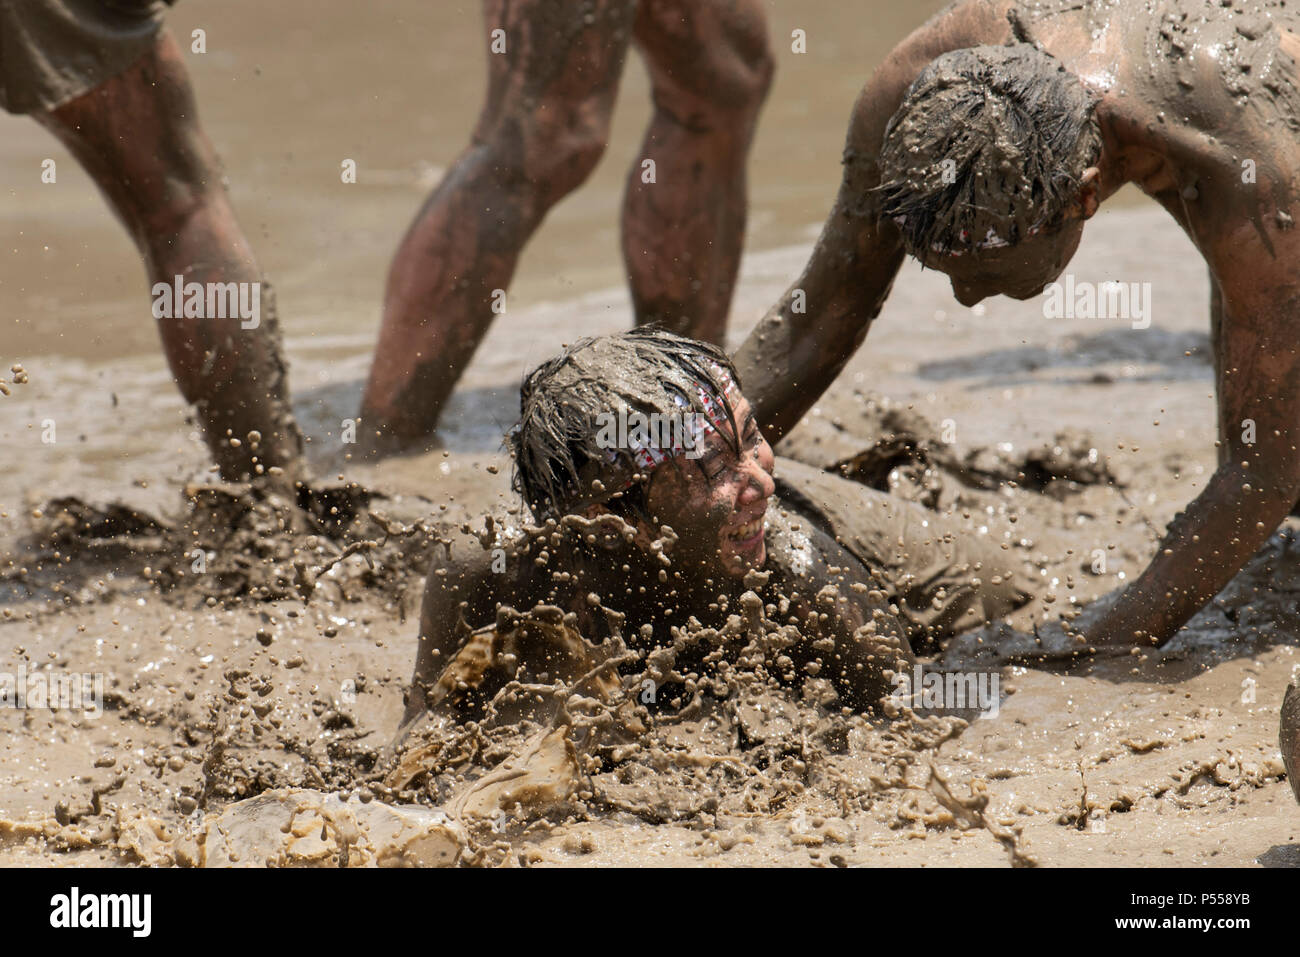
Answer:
[{"xmin": 1077, "ymin": 167, "xmax": 1101, "ymax": 220}]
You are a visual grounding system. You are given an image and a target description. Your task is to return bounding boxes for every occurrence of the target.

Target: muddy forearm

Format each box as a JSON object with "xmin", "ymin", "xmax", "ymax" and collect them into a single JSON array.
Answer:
[
  {"xmin": 1083, "ymin": 461, "xmax": 1300, "ymax": 646},
  {"xmin": 733, "ymin": 212, "xmax": 902, "ymax": 444},
  {"xmin": 1094, "ymin": 222, "xmax": 1300, "ymax": 647},
  {"xmin": 732, "ymin": 282, "xmax": 852, "ymax": 445}
]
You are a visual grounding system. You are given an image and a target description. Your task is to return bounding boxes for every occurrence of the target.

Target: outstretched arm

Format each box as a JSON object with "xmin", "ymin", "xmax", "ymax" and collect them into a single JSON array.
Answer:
[
  {"xmin": 1083, "ymin": 219, "xmax": 1300, "ymax": 647},
  {"xmin": 732, "ymin": 5, "xmax": 1009, "ymax": 443},
  {"xmin": 731, "ymin": 152, "xmax": 904, "ymax": 444}
]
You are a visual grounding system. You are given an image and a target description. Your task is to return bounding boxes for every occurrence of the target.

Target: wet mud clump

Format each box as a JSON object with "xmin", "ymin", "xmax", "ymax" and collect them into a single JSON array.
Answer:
[
  {"xmin": 0, "ymin": 363, "xmax": 30, "ymax": 398},
  {"xmin": 778, "ymin": 390, "xmax": 1121, "ymax": 509},
  {"xmin": 15, "ymin": 480, "xmax": 438, "ymax": 611}
]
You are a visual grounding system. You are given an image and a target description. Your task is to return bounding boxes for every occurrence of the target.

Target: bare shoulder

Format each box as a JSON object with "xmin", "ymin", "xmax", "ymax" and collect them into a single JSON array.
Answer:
[
  {"xmin": 1098, "ymin": 2, "xmax": 1300, "ymax": 159},
  {"xmin": 761, "ymin": 496, "xmax": 910, "ymax": 651},
  {"xmin": 851, "ymin": 3, "xmax": 1016, "ymax": 111},
  {"xmin": 417, "ymin": 513, "xmax": 535, "ymax": 624},
  {"xmin": 1129, "ymin": 9, "xmax": 1300, "ymax": 269},
  {"xmin": 878, "ymin": 0, "xmax": 1019, "ymax": 74},
  {"xmin": 762, "ymin": 496, "xmax": 878, "ymax": 598}
]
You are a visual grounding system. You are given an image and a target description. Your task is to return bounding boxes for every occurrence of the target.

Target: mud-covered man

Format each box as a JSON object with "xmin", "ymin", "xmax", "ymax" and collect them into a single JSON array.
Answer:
[
  {"xmin": 732, "ymin": 0, "xmax": 1300, "ymax": 651},
  {"xmin": 3, "ymin": 0, "xmax": 304, "ymax": 481},
  {"xmin": 397, "ymin": 329, "xmax": 1027, "ymax": 735}
]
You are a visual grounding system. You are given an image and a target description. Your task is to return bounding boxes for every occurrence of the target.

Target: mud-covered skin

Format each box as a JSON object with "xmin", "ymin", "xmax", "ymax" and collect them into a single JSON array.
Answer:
[
  {"xmin": 32, "ymin": 30, "xmax": 305, "ymax": 482},
  {"xmin": 1282, "ymin": 684, "xmax": 1300, "ymax": 804},
  {"xmin": 358, "ymin": 0, "xmax": 774, "ymax": 455},
  {"xmin": 733, "ymin": 0, "xmax": 1300, "ymax": 649}
]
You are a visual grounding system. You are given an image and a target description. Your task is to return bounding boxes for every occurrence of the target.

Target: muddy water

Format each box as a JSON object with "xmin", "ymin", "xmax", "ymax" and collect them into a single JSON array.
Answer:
[{"xmin": 1, "ymin": 0, "xmax": 959, "ymax": 366}]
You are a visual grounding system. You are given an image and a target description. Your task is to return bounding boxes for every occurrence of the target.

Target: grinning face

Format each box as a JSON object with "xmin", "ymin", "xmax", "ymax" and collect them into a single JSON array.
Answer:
[
  {"xmin": 642, "ymin": 393, "xmax": 776, "ymax": 579},
  {"xmin": 918, "ymin": 216, "xmax": 1086, "ymax": 307}
]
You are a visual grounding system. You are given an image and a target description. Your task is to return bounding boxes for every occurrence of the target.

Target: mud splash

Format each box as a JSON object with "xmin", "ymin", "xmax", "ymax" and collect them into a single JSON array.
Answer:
[
  {"xmin": 1, "ymin": 370, "xmax": 1293, "ymax": 867},
  {"xmin": 0, "ymin": 364, "xmax": 29, "ymax": 398},
  {"xmin": 8, "ymin": 486, "xmax": 1036, "ymax": 867},
  {"xmin": 15, "ymin": 479, "xmax": 437, "ymax": 612}
]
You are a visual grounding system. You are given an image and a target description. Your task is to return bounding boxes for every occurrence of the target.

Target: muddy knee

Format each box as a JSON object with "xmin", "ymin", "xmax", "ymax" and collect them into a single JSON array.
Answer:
[
  {"xmin": 474, "ymin": 108, "xmax": 612, "ymax": 208},
  {"xmin": 473, "ymin": 0, "xmax": 631, "ymax": 203},
  {"xmin": 635, "ymin": 0, "xmax": 774, "ymax": 131}
]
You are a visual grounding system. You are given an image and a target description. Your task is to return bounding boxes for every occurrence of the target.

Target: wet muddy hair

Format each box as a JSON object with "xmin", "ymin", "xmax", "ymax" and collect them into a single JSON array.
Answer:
[
  {"xmin": 510, "ymin": 328, "xmax": 743, "ymax": 521},
  {"xmin": 876, "ymin": 44, "xmax": 1101, "ymax": 257}
]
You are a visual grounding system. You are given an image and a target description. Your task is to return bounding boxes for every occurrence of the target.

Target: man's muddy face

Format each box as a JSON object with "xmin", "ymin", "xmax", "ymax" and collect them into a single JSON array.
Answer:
[
  {"xmin": 921, "ymin": 217, "xmax": 1085, "ymax": 307},
  {"xmin": 644, "ymin": 394, "xmax": 776, "ymax": 579}
]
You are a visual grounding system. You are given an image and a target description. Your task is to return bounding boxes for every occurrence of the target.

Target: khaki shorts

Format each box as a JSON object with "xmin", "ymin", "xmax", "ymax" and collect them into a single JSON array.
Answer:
[{"xmin": 0, "ymin": 0, "xmax": 169, "ymax": 114}]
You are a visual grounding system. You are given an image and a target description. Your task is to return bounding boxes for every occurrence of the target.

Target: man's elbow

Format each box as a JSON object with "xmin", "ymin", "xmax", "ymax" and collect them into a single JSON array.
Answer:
[{"xmin": 1224, "ymin": 456, "xmax": 1300, "ymax": 511}]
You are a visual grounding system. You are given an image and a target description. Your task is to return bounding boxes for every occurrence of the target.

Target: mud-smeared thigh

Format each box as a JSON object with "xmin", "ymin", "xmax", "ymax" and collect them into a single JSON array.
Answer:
[
  {"xmin": 475, "ymin": 0, "xmax": 637, "ymax": 179},
  {"xmin": 632, "ymin": 0, "xmax": 771, "ymax": 122}
]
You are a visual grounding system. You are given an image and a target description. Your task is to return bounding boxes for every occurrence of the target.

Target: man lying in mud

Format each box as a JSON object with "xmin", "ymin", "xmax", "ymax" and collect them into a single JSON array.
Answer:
[
  {"xmin": 4, "ymin": 0, "xmax": 304, "ymax": 482},
  {"xmin": 396, "ymin": 329, "xmax": 1027, "ymax": 737},
  {"xmin": 732, "ymin": 0, "xmax": 1300, "ymax": 651}
]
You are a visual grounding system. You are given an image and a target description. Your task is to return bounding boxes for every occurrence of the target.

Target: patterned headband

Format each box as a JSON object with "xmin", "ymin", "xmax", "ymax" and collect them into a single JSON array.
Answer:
[{"xmin": 604, "ymin": 362, "xmax": 741, "ymax": 477}]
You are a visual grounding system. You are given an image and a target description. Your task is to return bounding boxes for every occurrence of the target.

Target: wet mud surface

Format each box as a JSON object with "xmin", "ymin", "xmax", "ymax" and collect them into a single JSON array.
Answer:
[
  {"xmin": 2, "ymin": 205, "xmax": 1297, "ymax": 866},
  {"xmin": 2, "ymin": 387, "xmax": 1296, "ymax": 865}
]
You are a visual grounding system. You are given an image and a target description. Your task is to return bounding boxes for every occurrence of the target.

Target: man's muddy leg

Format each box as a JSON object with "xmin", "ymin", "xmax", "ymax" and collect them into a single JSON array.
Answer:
[
  {"xmin": 624, "ymin": 0, "xmax": 773, "ymax": 346},
  {"xmin": 358, "ymin": 0, "xmax": 637, "ymax": 456},
  {"xmin": 33, "ymin": 30, "xmax": 304, "ymax": 483}
]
